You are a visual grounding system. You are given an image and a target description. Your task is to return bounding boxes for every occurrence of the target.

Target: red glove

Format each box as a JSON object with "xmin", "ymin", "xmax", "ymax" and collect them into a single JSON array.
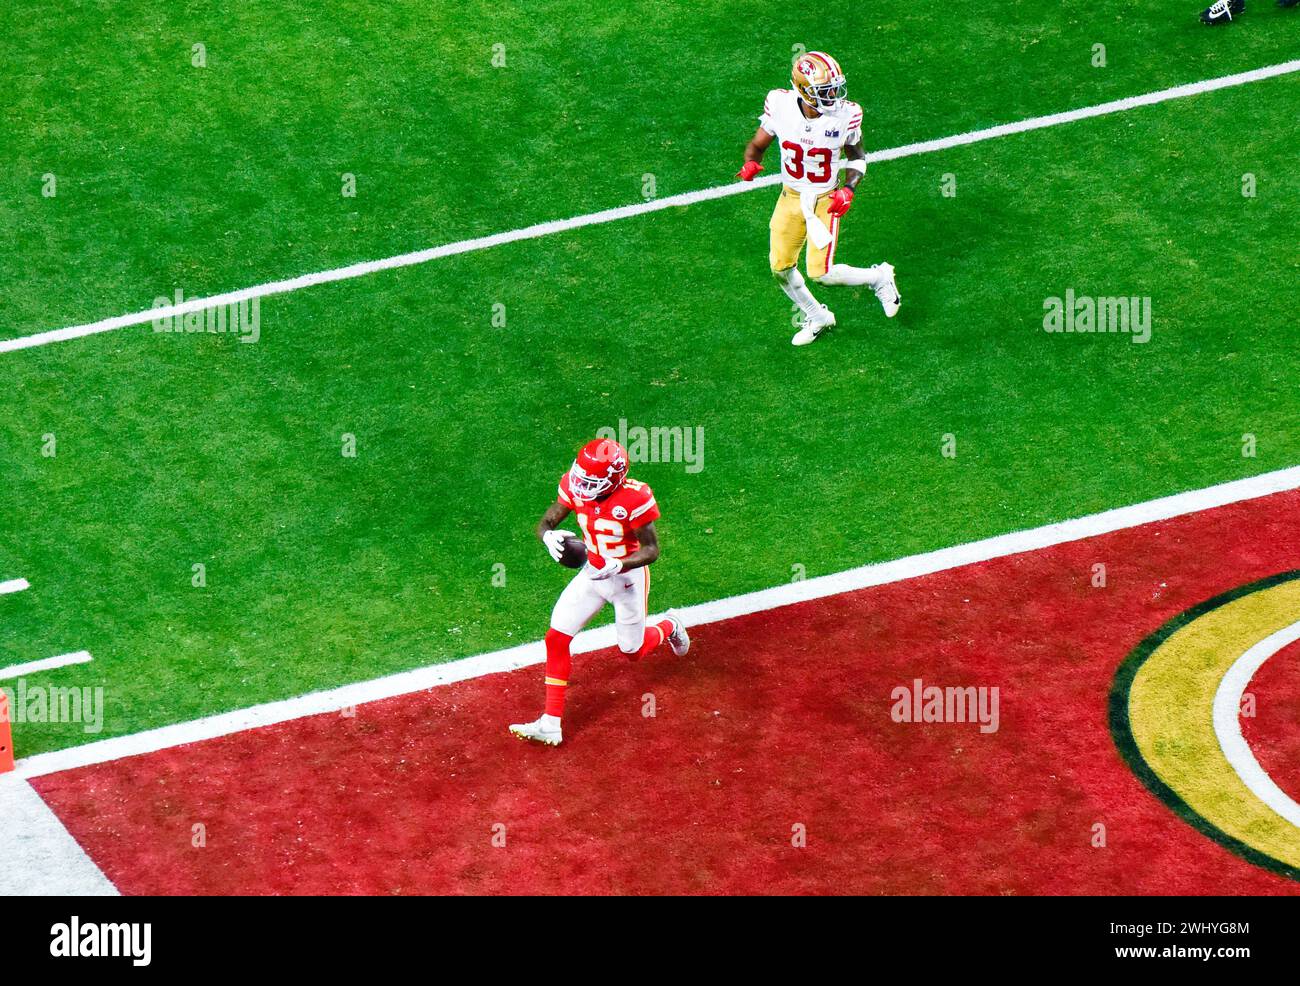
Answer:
[
  {"xmin": 827, "ymin": 187, "xmax": 854, "ymax": 218},
  {"xmin": 736, "ymin": 161, "xmax": 764, "ymax": 181}
]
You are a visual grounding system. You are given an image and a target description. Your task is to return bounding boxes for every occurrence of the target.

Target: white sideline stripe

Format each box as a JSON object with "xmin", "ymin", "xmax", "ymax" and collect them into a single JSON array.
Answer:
[
  {"xmin": 868, "ymin": 58, "xmax": 1300, "ymax": 164},
  {"xmin": 2, "ymin": 58, "xmax": 1298, "ymax": 357},
  {"xmin": 0, "ymin": 578, "xmax": 30, "ymax": 595},
  {"xmin": 15, "ymin": 462, "xmax": 1300, "ymax": 781},
  {"xmin": 0, "ymin": 776, "xmax": 119, "ymax": 895},
  {"xmin": 0, "ymin": 650, "xmax": 93, "ymax": 682},
  {"xmin": 1212, "ymin": 619, "xmax": 1300, "ymax": 830}
]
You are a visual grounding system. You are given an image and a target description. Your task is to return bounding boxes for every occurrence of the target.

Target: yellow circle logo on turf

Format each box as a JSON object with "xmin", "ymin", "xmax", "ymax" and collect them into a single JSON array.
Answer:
[{"xmin": 1110, "ymin": 572, "xmax": 1300, "ymax": 881}]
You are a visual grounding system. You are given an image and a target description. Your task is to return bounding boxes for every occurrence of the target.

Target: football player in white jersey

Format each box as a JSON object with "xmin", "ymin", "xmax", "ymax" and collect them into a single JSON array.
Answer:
[{"xmin": 737, "ymin": 51, "xmax": 901, "ymax": 346}]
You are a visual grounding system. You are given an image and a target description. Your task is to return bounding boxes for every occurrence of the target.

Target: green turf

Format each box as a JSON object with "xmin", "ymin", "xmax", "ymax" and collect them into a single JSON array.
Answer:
[{"xmin": 2, "ymin": 2, "xmax": 1298, "ymax": 756}]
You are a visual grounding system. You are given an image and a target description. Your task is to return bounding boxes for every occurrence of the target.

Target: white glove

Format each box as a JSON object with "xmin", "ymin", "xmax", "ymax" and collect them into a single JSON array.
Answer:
[
  {"xmin": 542, "ymin": 528, "xmax": 577, "ymax": 563},
  {"xmin": 584, "ymin": 557, "xmax": 623, "ymax": 581}
]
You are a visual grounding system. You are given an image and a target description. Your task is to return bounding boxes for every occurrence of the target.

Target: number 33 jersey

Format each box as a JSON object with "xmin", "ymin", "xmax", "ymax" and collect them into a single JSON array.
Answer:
[
  {"xmin": 759, "ymin": 88, "xmax": 863, "ymax": 194},
  {"xmin": 557, "ymin": 474, "xmax": 660, "ymax": 562}
]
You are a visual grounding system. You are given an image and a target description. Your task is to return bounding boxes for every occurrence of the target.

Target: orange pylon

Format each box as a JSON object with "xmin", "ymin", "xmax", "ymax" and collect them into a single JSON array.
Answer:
[{"xmin": 0, "ymin": 691, "xmax": 14, "ymax": 773}]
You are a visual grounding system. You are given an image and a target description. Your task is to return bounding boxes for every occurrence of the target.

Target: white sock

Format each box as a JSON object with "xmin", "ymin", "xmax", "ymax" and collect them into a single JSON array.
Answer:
[
  {"xmin": 818, "ymin": 263, "xmax": 887, "ymax": 289},
  {"xmin": 774, "ymin": 267, "xmax": 822, "ymax": 319},
  {"xmin": 540, "ymin": 713, "xmax": 561, "ymax": 728}
]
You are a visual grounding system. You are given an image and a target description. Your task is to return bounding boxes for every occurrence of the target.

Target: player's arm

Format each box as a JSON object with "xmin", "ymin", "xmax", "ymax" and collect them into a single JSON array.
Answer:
[
  {"xmin": 841, "ymin": 139, "xmax": 867, "ymax": 191},
  {"xmin": 828, "ymin": 139, "xmax": 867, "ymax": 217},
  {"xmin": 742, "ymin": 127, "xmax": 774, "ymax": 165},
  {"xmin": 737, "ymin": 127, "xmax": 773, "ymax": 180},
  {"xmin": 537, "ymin": 499, "xmax": 577, "ymax": 563},
  {"xmin": 617, "ymin": 522, "xmax": 660, "ymax": 572},
  {"xmin": 536, "ymin": 499, "xmax": 572, "ymax": 541}
]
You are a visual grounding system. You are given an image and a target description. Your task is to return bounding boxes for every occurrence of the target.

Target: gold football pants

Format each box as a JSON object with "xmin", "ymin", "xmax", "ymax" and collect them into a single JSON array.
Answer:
[{"xmin": 769, "ymin": 186, "xmax": 839, "ymax": 278}]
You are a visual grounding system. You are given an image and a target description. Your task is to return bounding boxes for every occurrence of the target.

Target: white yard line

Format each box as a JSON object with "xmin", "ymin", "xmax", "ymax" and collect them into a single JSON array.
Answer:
[
  {"xmin": 1212, "ymin": 618, "xmax": 1300, "ymax": 829},
  {"xmin": 0, "ymin": 578, "xmax": 31, "ymax": 595},
  {"xmin": 14, "ymin": 462, "xmax": 1300, "ymax": 780},
  {"xmin": 0, "ymin": 775, "xmax": 119, "ymax": 895},
  {"xmin": 0, "ymin": 650, "xmax": 93, "ymax": 682},
  {"xmin": 2, "ymin": 58, "xmax": 1297, "ymax": 357}
]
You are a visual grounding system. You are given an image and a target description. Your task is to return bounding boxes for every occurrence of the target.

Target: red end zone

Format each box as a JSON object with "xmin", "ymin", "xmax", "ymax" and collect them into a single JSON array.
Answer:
[
  {"xmin": 1241, "ymin": 639, "xmax": 1300, "ymax": 809},
  {"xmin": 32, "ymin": 490, "xmax": 1300, "ymax": 895}
]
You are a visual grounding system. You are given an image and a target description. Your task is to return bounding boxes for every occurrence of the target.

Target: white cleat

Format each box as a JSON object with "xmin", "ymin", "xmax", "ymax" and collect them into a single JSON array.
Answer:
[
  {"xmin": 791, "ymin": 304, "xmax": 835, "ymax": 346},
  {"xmin": 509, "ymin": 713, "xmax": 563, "ymax": 746},
  {"xmin": 874, "ymin": 263, "xmax": 901, "ymax": 318},
  {"xmin": 665, "ymin": 610, "xmax": 691, "ymax": 657}
]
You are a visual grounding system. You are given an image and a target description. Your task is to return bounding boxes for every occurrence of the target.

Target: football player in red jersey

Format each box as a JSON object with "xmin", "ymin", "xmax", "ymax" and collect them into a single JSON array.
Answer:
[{"xmin": 510, "ymin": 438, "xmax": 690, "ymax": 746}]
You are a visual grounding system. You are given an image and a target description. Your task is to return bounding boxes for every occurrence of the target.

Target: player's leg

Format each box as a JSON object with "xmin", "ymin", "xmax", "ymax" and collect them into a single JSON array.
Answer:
[
  {"xmin": 771, "ymin": 189, "xmax": 831, "ymax": 337},
  {"xmin": 608, "ymin": 567, "xmax": 688, "ymax": 660},
  {"xmin": 509, "ymin": 572, "xmax": 605, "ymax": 745},
  {"xmin": 820, "ymin": 260, "xmax": 901, "ymax": 317},
  {"xmin": 779, "ymin": 266, "xmax": 836, "ymax": 346},
  {"xmin": 808, "ymin": 195, "xmax": 902, "ymax": 317},
  {"xmin": 804, "ymin": 197, "xmax": 841, "ymax": 285}
]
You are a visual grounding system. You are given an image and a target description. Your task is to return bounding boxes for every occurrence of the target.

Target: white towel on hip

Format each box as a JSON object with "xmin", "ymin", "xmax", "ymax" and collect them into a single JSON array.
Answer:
[{"xmin": 800, "ymin": 189, "xmax": 833, "ymax": 249}]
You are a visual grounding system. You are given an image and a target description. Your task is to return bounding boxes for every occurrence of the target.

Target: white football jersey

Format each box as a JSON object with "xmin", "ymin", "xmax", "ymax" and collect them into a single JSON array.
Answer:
[{"xmin": 758, "ymin": 88, "xmax": 863, "ymax": 195}]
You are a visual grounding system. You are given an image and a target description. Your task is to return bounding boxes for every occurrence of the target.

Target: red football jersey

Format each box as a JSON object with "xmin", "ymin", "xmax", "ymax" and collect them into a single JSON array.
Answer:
[{"xmin": 557, "ymin": 473, "xmax": 660, "ymax": 562}]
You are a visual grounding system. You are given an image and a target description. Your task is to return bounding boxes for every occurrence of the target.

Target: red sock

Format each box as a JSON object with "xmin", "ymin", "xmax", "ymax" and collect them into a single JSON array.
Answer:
[
  {"xmin": 635, "ymin": 619, "xmax": 675, "ymax": 660},
  {"xmin": 544, "ymin": 629, "xmax": 573, "ymax": 718}
]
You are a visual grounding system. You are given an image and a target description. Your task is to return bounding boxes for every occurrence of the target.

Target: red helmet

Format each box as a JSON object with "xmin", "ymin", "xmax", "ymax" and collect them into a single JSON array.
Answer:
[{"xmin": 568, "ymin": 438, "xmax": 629, "ymax": 503}]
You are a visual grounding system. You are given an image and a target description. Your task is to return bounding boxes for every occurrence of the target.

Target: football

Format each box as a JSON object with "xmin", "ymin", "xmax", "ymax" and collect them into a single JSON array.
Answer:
[{"xmin": 557, "ymin": 535, "xmax": 588, "ymax": 569}]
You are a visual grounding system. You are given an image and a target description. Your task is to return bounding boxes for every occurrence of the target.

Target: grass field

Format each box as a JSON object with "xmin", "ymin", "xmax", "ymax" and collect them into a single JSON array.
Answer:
[{"xmin": 2, "ymin": 0, "xmax": 1299, "ymax": 768}]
